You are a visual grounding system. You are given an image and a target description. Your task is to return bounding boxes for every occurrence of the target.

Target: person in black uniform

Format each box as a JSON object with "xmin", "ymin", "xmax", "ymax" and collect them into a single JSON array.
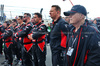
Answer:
[
  {"xmin": 15, "ymin": 16, "xmax": 26, "ymax": 66},
  {"xmin": 93, "ymin": 18, "xmax": 100, "ymax": 31},
  {"xmin": 31, "ymin": 17, "xmax": 35, "ymax": 25},
  {"xmin": 2, "ymin": 21, "xmax": 13, "ymax": 66},
  {"xmin": 15, "ymin": 13, "xmax": 33, "ymax": 66},
  {"xmin": 11, "ymin": 19, "xmax": 22, "ymax": 65},
  {"xmin": 64, "ymin": 5, "xmax": 100, "ymax": 66},
  {"xmin": 0, "ymin": 23, "xmax": 4, "ymax": 55},
  {"xmin": 28, "ymin": 13, "xmax": 47, "ymax": 66},
  {"xmin": 49, "ymin": 5, "xmax": 69, "ymax": 66}
]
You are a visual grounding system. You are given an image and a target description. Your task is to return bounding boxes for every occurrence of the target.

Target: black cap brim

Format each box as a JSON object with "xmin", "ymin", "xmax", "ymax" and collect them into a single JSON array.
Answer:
[{"xmin": 64, "ymin": 11, "xmax": 75, "ymax": 16}]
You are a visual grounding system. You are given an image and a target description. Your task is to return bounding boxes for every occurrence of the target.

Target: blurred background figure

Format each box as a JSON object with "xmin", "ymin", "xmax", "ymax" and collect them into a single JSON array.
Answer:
[
  {"xmin": 0, "ymin": 23, "xmax": 4, "ymax": 55},
  {"xmin": 93, "ymin": 17, "xmax": 100, "ymax": 31},
  {"xmin": 64, "ymin": 16, "xmax": 70, "ymax": 24},
  {"xmin": 31, "ymin": 17, "xmax": 35, "ymax": 25},
  {"xmin": 2, "ymin": 21, "xmax": 13, "ymax": 66},
  {"xmin": 47, "ymin": 23, "xmax": 51, "ymax": 44}
]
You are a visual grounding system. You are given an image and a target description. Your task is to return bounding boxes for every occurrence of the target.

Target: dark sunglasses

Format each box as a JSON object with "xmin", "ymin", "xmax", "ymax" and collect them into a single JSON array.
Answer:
[{"xmin": 24, "ymin": 16, "xmax": 27, "ymax": 18}]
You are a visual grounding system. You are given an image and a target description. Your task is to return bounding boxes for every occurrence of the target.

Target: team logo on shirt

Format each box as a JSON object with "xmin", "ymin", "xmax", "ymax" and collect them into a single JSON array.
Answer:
[
  {"xmin": 65, "ymin": 24, "xmax": 68, "ymax": 28},
  {"xmin": 98, "ymin": 41, "xmax": 100, "ymax": 47},
  {"xmin": 85, "ymin": 35, "xmax": 88, "ymax": 38}
]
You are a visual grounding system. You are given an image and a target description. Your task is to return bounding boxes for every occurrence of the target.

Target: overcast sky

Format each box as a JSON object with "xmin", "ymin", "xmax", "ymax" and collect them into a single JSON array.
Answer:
[{"xmin": 0, "ymin": 0, "xmax": 100, "ymax": 19}]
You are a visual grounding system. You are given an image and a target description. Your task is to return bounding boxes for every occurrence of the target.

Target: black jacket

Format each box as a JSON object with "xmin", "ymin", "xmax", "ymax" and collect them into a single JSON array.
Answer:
[
  {"xmin": 2, "ymin": 27, "xmax": 13, "ymax": 48},
  {"xmin": 66, "ymin": 22, "xmax": 100, "ymax": 66},
  {"xmin": 0, "ymin": 24, "xmax": 4, "ymax": 40},
  {"xmin": 50, "ymin": 17, "xmax": 69, "ymax": 55},
  {"xmin": 16, "ymin": 22, "xmax": 33, "ymax": 52},
  {"xmin": 12, "ymin": 25, "xmax": 18, "ymax": 43},
  {"xmin": 13, "ymin": 23, "xmax": 25, "ymax": 42},
  {"xmin": 29, "ymin": 22, "xmax": 47, "ymax": 52}
]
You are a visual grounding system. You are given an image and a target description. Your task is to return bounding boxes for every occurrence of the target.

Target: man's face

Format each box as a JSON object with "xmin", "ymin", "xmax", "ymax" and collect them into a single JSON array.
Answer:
[
  {"xmin": 17, "ymin": 17, "xmax": 23, "ymax": 24},
  {"xmin": 12, "ymin": 21, "xmax": 17, "ymax": 28},
  {"xmin": 49, "ymin": 7, "xmax": 58, "ymax": 19},
  {"xmin": 33, "ymin": 15, "xmax": 40, "ymax": 23},
  {"xmin": 69, "ymin": 13, "xmax": 83, "ymax": 25},
  {"xmin": 23, "ymin": 14, "xmax": 28, "ymax": 22},
  {"xmin": 31, "ymin": 18, "xmax": 35, "ymax": 23},
  {"xmin": 3, "ymin": 23, "xmax": 7, "ymax": 28},
  {"xmin": 93, "ymin": 20, "xmax": 97, "ymax": 24}
]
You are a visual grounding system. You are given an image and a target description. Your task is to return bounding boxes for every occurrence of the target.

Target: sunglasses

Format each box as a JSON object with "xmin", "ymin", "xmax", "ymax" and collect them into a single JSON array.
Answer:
[{"xmin": 24, "ymin": 16, "xmax": 28, "ymax": 18}]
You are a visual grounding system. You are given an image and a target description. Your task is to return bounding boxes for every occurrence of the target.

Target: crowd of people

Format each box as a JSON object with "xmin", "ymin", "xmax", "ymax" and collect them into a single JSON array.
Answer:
[{"xmin": 0, "ymin": 4, "xmax": 100, "ymax": 66}]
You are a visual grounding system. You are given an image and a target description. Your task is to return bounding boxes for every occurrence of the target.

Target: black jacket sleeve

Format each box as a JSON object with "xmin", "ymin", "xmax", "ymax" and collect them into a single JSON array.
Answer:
[
  {"xmin": 85, "ymin": 32, "xmax": 100, "ymax": 66},
  {"xmin": 17, "ymin": 24, "xmax": 32, "ymax": 37},
  {"xmin": 32, "ymin": 25, "xmax": 47, "ymax": 39},
  {"xmin": 3, "ymin": 29, "xmax": 13, "ymax": 39},
  {"xmin": 60, "ymin": 21, "xmax": 69, "ymax": 32},
  {"xmin": 0, "ymin": 25, "xmax": 5, "ymax": 33}
]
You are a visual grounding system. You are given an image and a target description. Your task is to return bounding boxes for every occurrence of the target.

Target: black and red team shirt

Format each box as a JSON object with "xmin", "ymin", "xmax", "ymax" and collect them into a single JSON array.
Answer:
[
  {"xmin": 15, "ymin": 22, "xmax": 33, "ymax": 52},
  {"xmin": 12, "ymin": 25, "xmax": 19, "ymax": 43},
  {"xmin": 2, "ymin": 27, "xmax": 13, "ymax": 48},
  {"xmin": 0, "ymin": 24, "xmax": 5, "ymax": 40},
  {"xmin": 14, "ymin": 23, "xmax": 26, "ymax": 42},
  {"xmin": 66, "ymin": 22, "xmax": 100, "ymax": 66},
  {"xmin": 16, "ymin": 22, "xmax": 33, "ymax": 43},
  {"xmin": 50, "ymin": 16, "xmax": 69, "ymax": 55},
  {"xmin": 28, "ymin": 22, "xmax": 47, "ymax": 52}
]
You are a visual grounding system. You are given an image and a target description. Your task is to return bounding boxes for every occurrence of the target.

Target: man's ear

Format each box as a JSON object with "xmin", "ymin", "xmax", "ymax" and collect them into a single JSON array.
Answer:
[
  {"xmin": 39, "ymin": 17, "xmax": 41, "ymax": 20},
  {"xmin": 80, "ymin": 14, "xmax": 85, "ymax": 19},
  {"xmin": 57, "ymin": 11, "xmax": 60, "ymax": 14}
]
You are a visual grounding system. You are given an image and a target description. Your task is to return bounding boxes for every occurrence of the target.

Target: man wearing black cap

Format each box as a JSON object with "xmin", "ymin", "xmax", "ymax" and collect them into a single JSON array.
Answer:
[{"xmin": 64, "ymin": 5, "xmax": 100, "ymax": 66}]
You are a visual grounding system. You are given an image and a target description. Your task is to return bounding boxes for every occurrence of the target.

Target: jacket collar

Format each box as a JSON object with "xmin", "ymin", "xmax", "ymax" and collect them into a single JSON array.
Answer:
[
  {"xmin": 52, "ymin": 16, "xmax": 61, "ymax": 25},
  {"xmin": 70, "ymin": 21, "xmax": 87, "ymax": 33},
  {"xmin": 35, "ymin": 21, "xmax": 41, "ymax": 26}
]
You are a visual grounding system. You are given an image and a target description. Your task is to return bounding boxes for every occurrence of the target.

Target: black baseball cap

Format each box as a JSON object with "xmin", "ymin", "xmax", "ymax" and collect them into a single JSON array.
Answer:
[{"xmin": 64, "ymin": 5, "xmax": 87, "ymax": 16}]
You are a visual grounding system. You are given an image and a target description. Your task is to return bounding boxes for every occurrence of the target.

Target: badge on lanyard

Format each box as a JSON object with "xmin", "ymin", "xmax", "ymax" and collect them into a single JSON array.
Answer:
[{"xmin": 67, "ymin": 47, "xmax": 74, "ymax": 56}]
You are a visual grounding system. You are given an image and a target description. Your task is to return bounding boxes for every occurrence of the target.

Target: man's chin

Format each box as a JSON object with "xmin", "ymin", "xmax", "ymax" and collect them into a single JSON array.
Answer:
[
  {"xmin": 23, "ymin": 21, "xmax": 26, "ymax": 23},
  {"xmin": 23, "ymin": 20, "xmax": 27, "ymax": 22},
  {"xmin": 70, "ymin": 22, "xmax": 74, "ymax": 24}
]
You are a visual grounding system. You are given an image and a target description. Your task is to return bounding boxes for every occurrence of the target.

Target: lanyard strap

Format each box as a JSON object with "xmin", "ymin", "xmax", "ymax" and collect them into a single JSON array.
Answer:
[
  {"xmin": 72, "ymin": 27, "xmax": 83, "ymax": 66},
  {"xmin": 71, "ymin": 35, "xmax": 78, "ymax": 48}
]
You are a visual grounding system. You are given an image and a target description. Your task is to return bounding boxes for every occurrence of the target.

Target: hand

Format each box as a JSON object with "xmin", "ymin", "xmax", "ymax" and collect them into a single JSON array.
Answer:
[
  {"xmin": 28, "ymin": 34, "xmax": 33, "ymax": 40},
  {"xmin": 46, "ymin": 34, "xmax": 48, "ymax": 36},
  {"xmin": 2, "ymin": 39, "xmax": 4, "ymax": 41}
]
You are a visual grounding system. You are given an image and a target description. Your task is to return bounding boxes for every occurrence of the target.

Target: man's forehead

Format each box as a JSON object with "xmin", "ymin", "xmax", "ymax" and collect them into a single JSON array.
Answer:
[
  {"xmin": 24, "ymin": 14, "xmax": 27, "ymax": 16},
  {"xmin": 32, "ymin": 17, "xmax": 34, "ymax": 19},
  {"xmin": 18, "ymin": 17, "xmax": 21, "ymax": 19},
  {"xmin": 51, "ymin": 7, "xmax": 56, "ymax": 10},
  {"xmin": 34, "ymin": 15, "xmax": 38, "ymax": 17}
]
